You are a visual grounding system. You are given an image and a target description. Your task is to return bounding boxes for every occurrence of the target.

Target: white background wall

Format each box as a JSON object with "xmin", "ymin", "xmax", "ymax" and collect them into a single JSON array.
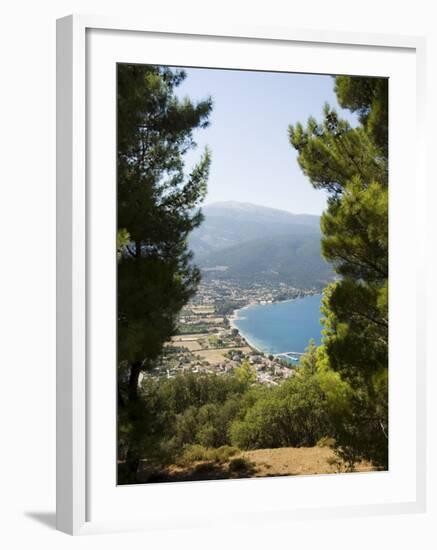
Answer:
[{"xmin": 0, "ymin": 0, "xmax": 435, "ymax": 547}]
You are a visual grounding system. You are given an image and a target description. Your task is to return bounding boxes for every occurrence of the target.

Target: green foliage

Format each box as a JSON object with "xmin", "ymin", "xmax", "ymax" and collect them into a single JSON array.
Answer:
[
  {"xmin": 207, "ymin": 335, "xmax": 220, "ymax": 347},
  {"xmin": 229, "ymin": 344, "xmax": 348, "ymax": 450},
  {"xmin": 118, "ymin": 373, "xmax": 250, "ymax": 469},
  {"xmin": 116, "ymin": 64, "xmax": 213, "ymax": 471},
  {"xmin": 118, "ymin": 71, "xmax": 390, "ymax": 482},
  {"xmin": 199, "ymin": 232, "xmax": 333, "ymax": 289},
  {"xmin": 116, "ymin": 228, "xmax": 130, "ymax": 261},
  {"xmin": 177, "ymin": 322, "xmax": 210, "ymax": 335},
  {"xmin": 117, "ymin": 63, "xmax": 212, "ymax": 371},
  {"xmin": 289, "ymin": 103, "xmax": 386, "ymax": 197},
  {"xmin": 250, "ymin": 381, "xmax": 321, "ymax": 447},
  {"xmin": 154, "ymin": 372, "xmax": 246, "ymax": 414},
  {"xmin": 118, "ymin": 343, "xmax": 357, "ymax": 483},
  {"xmin": 321, "ymin": 179, "xmax": 388, "ymax": 282},
  {"xmin": 215, "ymin": 302, "xmax": 241, "ymax": 315},
  {"xmin": 334, "ymin": 76, "xmax": 388, "ymax": 157},
  {"xmin": 229, "ymin": 395, "xmax": 290, "ymax": 449},
  {"xmin": 233, "ymin": 359, "xmax": 257, "ymax": 386},
  {"xmin": 289, "ymin": 75, "xmax": 388, "ymax": 468},
  {"xmin": 178, "ymin": 444, "xmax": 239, "ymax": 466},
  {"xmin": 190, "ymin": 202, "xmax": 330, "ymax": 288}
]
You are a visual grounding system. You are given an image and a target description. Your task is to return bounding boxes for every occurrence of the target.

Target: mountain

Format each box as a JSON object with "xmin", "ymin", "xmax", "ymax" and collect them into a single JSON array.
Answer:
[
  {"xmin": 198, "ymin": 233, "xmax": 333, "ymax": 289},
  {"xmin": 189, "ymin": 201, "xmax": 321, "ymax": 257},
  {"xmin": 188, "ymin": 201, "xmax": 333, "ymax": 290},
  {"xmin": 201, "ymin": 201, "xmax": 319, "ymax": 227}
]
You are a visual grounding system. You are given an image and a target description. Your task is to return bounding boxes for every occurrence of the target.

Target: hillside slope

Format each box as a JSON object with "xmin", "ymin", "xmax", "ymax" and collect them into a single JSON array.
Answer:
[
  {"xmin": 198, "ymin": 232, "xmax": 333, "ymax": 288},
  {"xmin": 189, "ymin": 201, "xmax": 320, "ymax": 257}
]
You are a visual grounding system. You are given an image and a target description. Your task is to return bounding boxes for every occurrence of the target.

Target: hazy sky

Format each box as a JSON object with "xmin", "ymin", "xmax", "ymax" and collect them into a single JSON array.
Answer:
[{"xmin": 174, "ymin": 67, "xmax": 357, "ymax": 215}]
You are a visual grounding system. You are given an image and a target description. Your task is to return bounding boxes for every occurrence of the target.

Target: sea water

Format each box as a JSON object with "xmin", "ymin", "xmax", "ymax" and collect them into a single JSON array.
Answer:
[{"xmin": 233, "ymin": 294, "xmax": 323, "ymax": 354}]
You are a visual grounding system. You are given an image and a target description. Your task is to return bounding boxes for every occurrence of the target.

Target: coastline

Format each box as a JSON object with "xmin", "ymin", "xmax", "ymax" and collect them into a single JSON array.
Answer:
[
  {"xmin": 229, "ymin": 304, "xmax": 266, "ymax": 354},
  {"xmin": 229, "ymin": 292, "xmax": 323, "ymax": 356}
]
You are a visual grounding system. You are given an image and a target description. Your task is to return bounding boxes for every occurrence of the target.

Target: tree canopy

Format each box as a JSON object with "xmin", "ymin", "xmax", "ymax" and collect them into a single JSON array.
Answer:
[
  {"xmin": 117, "ymin": 64, "xmax": 212, "ymax": 396},
  {"xmin": 289, "ymin": 76, "xmax": 389, "ymax": 468},
  {"xmin": 117, "ymin": 69, "xmax": 390, "ymax": 482}
]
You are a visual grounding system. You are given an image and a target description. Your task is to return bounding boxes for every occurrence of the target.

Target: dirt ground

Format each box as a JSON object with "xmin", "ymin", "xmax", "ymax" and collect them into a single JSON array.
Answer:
[
  {"xmin": 133, "ymin": 446, "xmax": 377, "ymax": 484},
  {"xmin": 241, "ymin": 446, "xmax": 376, "ymax": 477}
]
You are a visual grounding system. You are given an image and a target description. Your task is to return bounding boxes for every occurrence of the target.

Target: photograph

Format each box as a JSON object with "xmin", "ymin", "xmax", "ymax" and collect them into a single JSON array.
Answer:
[
  {"xmin": 0, "ymin": 0, "xmax": 431, "ymax": 544},
  {"xmin": 116, "ymin": 63, "xmax": 388, "ymax": 485}
]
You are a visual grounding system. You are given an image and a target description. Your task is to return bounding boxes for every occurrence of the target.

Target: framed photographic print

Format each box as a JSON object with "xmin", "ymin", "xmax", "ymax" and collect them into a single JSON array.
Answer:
[{"xmin": 56, "ymin": 15, "xmax": 427, "ymax": 535}]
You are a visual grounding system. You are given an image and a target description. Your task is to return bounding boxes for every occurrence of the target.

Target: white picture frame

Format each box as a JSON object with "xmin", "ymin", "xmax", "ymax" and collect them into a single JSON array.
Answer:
[{"xmin": 56, "ymin": 14, "xmax": 427, "ymax": 535}]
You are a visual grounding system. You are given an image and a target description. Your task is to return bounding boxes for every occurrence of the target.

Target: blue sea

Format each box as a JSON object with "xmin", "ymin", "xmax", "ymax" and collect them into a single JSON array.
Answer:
[{"xmin": 233, "ymin": 294, "xmax": 323, "ymax": 354}]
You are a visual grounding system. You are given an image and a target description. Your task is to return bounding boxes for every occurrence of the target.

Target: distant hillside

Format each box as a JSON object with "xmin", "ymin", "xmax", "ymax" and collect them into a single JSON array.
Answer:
[
  {"xmin": 189, "ymin": 201, "xmax": 320, "ymax": 257},
  {"xmin": 201, "ymin": 201, "xmax": 319, "ymax": 227},
  {"xmin": 198, "ymin": 233, "xmax": 333, "ymax": 289},
  {"xmin": 187, "ymin": 201, "xmax": 333, "ymax": 289}
]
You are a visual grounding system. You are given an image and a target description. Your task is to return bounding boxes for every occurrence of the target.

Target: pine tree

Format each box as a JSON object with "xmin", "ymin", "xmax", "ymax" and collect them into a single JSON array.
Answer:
[
  {"xmin": 117, "ymin": 64, "xmax": 212, "ymax": 472},
  {"xmin": 289, "ymin": 77, "xmax": 389, "ymax": 468}
]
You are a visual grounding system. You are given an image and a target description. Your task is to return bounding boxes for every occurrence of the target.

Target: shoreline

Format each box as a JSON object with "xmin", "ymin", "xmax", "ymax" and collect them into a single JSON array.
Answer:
[
  {"xmin": 229, "ymin": 292, "xmax": 323, "ymax": 356},
  {"xmin": 229, "ymin": 305, "xmax": 266, "ymax": 354}
]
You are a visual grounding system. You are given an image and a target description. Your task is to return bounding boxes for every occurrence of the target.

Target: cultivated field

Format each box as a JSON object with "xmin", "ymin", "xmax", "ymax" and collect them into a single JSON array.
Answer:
[
  {"xmin": 195, "ymin": 346, "xmax": 252, "ymax": 363},
  {"xmin": 169, "ymin": 334, "xmax": 207, "ymax": 351}
]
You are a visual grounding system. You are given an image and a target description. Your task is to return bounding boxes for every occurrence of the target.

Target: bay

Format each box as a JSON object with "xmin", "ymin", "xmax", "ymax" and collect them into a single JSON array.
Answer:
[{"xmin": 232, "ymin": 293, "xmax": 323, "ymax": 355}]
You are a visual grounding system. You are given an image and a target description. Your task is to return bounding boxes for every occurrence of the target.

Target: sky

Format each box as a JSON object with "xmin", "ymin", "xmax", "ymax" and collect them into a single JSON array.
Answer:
[{"xmin": 173, "ymin": 67, "xmax": 357, "ymax": 215}]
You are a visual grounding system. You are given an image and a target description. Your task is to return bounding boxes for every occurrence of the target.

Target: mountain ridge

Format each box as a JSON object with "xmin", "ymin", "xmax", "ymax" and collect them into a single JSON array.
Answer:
[
  {"xmin": 201, "ymin": 201, "xmax": 320, "ymax": 226},
  {"xmin": 189, "ymin": 201, "xmax": 321, "ymax": 258},
  {"xmin": 187, "ymin": 201, "xmax": 332, "ymax": 290}
]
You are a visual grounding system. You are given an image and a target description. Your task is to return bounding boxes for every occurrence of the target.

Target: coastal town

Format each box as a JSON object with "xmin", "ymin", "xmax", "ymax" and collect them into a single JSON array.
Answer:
[
  {"xmin": 142, "ymin": 279, "xmax": 319, "ymax": 386},
  {"xmin": 188, "ymin": 278, "xmax": 316, "ymax": 310}
]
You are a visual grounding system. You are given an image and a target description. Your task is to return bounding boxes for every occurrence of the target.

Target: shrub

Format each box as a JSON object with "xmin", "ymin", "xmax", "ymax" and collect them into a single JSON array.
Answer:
[
  {"xmin": 178, "ymin": 444, "xmax": 239, "ymax": 466},
  {"xmin": 178, "ymin": 444, "xmax": 210, "ymax": 464},
  {"xmin": 213, "ymin": 445, "xmax": 239, "ymax": 462},
  {"xmin": 196, "ymin": 424, "xmax": 219, "ymax": 448},
  {"xmin": 228, "ymin": 457, "xmax": 256, "ymax": 477},
  {"xmin": 229, "ymin": 397, "xmax": 289, "ymax": 449},
  {"xmin": 317, "ymin": 436, "xmax": 336, "ymax": 448},
  {"xmin": 233, "ymin": 359, "xmax": 256, "ymax": 386},
  {"xmin": 229, "ymin": 373, "xmax": 337, "ymax": 450}
]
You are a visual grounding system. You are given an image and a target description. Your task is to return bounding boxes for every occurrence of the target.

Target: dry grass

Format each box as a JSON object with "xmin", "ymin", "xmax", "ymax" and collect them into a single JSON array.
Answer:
[
  {"xmin": 178, "ymin": 341, "xmax": 203, "ymax": 351},
  {"xmin": 171, "ymin": 333, "xmax": 208, "ymax": 341},
  {"xmin": 195, "ymin": 346, "xmax": 252, "ymax": 364},
  {"xmin": 241, "ymin": 447, "xmax": 376, "ymax": 477},
  {"xmin": 168, "ymin": 334, "xmax": 207, "ymax": 351},
  {"xmin": 134, "ymin": 446, "xmax": 377, "ymax": 484}
]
